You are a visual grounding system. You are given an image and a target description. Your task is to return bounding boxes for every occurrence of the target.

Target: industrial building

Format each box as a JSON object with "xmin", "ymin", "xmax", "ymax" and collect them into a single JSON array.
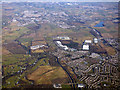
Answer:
[
  {"xmin": 56, "ymin": 41, "xmax": 68, "ymax": 50},
  {"xmin": 78, "ymin": 84, "xmax": 85, "ymax": 88},
  {"xmin": 82, "ymin": 45, "xmax": 89, "ymax": 50},
  {"xmin": 30, "ymin": 45, "xmax": 46, "ymax": 50},
  {"xmin": 57, "ymin": 36, "xmax": 70, "ymax": 40},
  {"xmin": 53, "ymin": 84, "xmax": 62, "ymax": 88},
  {"xmin": 84, "ymin": 40, "xmax": 92, "ymax": 44},
  {"xmin": 93, "ymin": 38, "xmax": 98, "ymax": 43},
  {"xmin": 30, "ymin": 45, "xmax": 40, "ymax": 50},
  {"xmin": 53, "ymin": 36, "xmax": 70, "ymax": 40}
]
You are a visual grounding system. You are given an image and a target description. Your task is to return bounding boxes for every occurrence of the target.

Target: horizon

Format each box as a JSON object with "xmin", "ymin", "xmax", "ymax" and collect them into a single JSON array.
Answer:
[{"xmin": 2, "ymin": 0, "xmax": 120, "ymax": 2}]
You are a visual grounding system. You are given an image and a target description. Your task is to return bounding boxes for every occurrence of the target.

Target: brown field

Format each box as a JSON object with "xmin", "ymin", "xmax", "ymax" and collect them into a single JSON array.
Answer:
[
  {"xmin": 100, "ymin": 43, "xmax": 116, "ymax": 56},
  {"xmin": 111, "ymin": 33, "xmax": 118, "ymax": 38},
  {"xmin": 102, "ymin": 33, "xmax": 113, "ymax": 38},
  {"xmin": 61, "ymin": 40, "xmax": 71, "ymax": 44},
  {"xmin": 32, "ymin": 40, "xmax": 46, "ymax": 46},
  {"xmin": 49, "ymin": 57, "xmax": 59, "ymax": 67},
  {"xmin": 2, "ymin": 47, "xmax": 11, "ymax": 55},
  {"xmin": 4, "ymin": 42, "xmax": 26, "ymax": 54},
  {"xmin": 22, "ymin": 33, "xmax": 36, "ymax": 38},
  {"xmin": 90, "ymin": 44, "xmax": 107, "ymax": 54},
  {"xmin": 10, "ymin": 22, "xmax": 20, "ymax": 31},
  {"xmin": 67, "ymin": 32, "xmax": 93, "ymax": 44},
  {"xmin": 38, "ymin": 23, "xmax": 73, "ymax": 37},
  {"xmin": 31, "ymin": 49, "xmax": 44, "ymax": 53},
  {"xmin": 33, "ymin": 33, "xmax": 45, "ymax": 41},
  {"xmin": 27, "ymin": 66, "xmax": 69, "ymax": 84}
]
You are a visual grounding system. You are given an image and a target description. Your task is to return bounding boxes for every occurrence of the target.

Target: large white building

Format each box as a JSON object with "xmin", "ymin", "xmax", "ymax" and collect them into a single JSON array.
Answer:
[
  {"xmin": 82, "ymin": 45, "xmax": 89, "ymax": 50},
  {"xmin": 30, "ymin": 45, "xmax": 40, "ymax": 50},
  {"xmin": 84, "ymin": 40, "xmax": 92, "ymax": 44},
  {"xmin": 56, "ymin": 36, "xmax": 70, "ymax": 40},
  {"xmin": 56, "ymin": 41, "xmax": 62, "ymax": 45},
  {"xmin": 56, "ymin": 41, "xmax": 68, "ymax": 50},
  {"xmin": 78, "ymin": 84, "xmax": 85, "ymax": 88},
  {"xmin": 30, "ymin": 45, "xmax": 46, "ymax": 50}
]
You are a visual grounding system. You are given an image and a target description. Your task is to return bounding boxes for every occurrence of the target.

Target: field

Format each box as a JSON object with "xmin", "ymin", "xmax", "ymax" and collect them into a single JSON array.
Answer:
[
  {"xmin": 100, "ymin": 43, "xmax": 116, "ymax": 56},
  {"xmin": 27, "ymin": 66, "xmax": 69, "ymax": 84},
  {"xmin": 4, "ymin": 42, "xmax": 26, "ymax": 54},
  {"xmin": 2, "ymin": 47, "xmax": 11, "ymax": 55},
  {"xmin": 31, "ymin": 49, "xmax": 44, "ymax": 53},
  {"xmin": 32, "ymin": 40, "xmax": 46, "ymax": 46},
  {"xmin": 3, "ymin": 54, "xmax": 30, "ymax": 75},
  {"xmin": 2, "ymin": 53, "xmax": 53, "ymax": 88},
  {"xmin": 3, "ymin": 26, "xmax": 29, "ymax": 42}
]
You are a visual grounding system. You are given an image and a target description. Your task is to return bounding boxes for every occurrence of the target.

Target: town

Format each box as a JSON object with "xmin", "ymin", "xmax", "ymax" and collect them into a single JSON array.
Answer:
[{"xmin": 2, "ymin": 2, "xmax": 119, "ymax": 89}]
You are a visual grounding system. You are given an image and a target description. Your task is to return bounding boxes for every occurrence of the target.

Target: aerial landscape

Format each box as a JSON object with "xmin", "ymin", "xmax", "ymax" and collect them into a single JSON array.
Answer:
[{"xmin": 1, "ymin": 1, "xmax": 120, "ymax": 89}]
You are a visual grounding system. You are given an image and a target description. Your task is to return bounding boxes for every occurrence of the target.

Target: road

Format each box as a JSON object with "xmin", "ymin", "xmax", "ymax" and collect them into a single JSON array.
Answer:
[
  {"xmin": 89, "ymin": 27, "xmax": 118, "ymax": 52},
  {"xmin": 54, "ymin": 56, "xmax": 76, "ymax": 89}
]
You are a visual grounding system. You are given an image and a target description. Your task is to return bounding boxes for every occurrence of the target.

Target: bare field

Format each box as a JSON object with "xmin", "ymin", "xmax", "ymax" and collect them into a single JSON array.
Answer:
[
  {"xmin": 102, "ymin": 33, "xmax": 113, "ymax": 38},
  {"xmin": 2, "ymin": 47, "xmax": 11, "ymax": 55},
  {"xmin": 4, "ymin": 42, "xmax": 26, "ymax": 54},
  {"xmin": 32, "ymin": 41, "xmax": 46, "ymax": 46}
]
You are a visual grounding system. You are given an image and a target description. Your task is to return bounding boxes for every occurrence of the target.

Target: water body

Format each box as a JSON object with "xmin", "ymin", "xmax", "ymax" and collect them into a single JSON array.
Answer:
[{"xmin": 94, "ymin": 22, "xmax": 104, "ymax": 27}]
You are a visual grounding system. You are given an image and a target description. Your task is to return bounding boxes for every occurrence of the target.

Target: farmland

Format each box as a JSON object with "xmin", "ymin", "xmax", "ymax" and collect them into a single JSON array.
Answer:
[{"xmin": 27, "ymin": 66, "xmax": 69, "ymax": 84}]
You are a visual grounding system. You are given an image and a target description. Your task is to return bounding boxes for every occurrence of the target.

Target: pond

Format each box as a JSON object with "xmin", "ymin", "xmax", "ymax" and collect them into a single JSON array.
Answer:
[{"xmin": 94, "ymin": 22, "xmax": 104, "ymax": 27}]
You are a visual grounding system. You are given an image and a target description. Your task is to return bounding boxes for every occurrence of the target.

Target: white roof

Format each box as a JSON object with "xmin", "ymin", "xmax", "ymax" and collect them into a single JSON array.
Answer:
[
  {"xmin": 57, "ymin": 36, "xmax": 70, "ymax": 40},
  {"xmin": 83, "ymin": 45, "xmax": 89, "ymax": 50},
  {"xmin": 31, "ymin": 45, "xmax": 39, "ymax": 48},
  {"xmin": 78, "ymin": 84, "xmax": 85, "ymax": 88},
  {"xmin": 63, "ymin": 46, "xmax": 68, "ymax": 50},
  {"xmin": 85, "ymin": 40, "xmax": 92, "ymax": 43},
  {"xmin": 94, "ymin": 38, "xmax": 98, "ymax": 40},
  {"xmin": 30, "ymin": 45, "xmax": 46, "ymax": 50},
  {"xmin": 94, "ymin": 38, "xmax": 98, "ymax": 43},
  {"xmin": 39, "ymin": 45, "xmax": 45, "ymax": 47},
  {"xmin": 56, "ymin": 41, "xmax": 62, "ymax": 45}
]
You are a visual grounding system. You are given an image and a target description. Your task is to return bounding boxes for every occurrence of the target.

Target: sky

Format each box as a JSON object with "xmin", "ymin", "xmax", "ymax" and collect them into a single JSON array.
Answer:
[{"xmin": 1, "ymin": 0, "xmax": 120, "ymax": 2}]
